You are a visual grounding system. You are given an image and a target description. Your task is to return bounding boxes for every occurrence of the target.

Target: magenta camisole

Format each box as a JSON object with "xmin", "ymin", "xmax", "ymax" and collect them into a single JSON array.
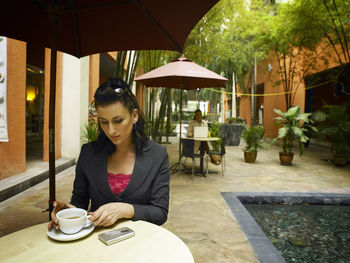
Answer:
[{"xmin": 107, "ymin": 172, "xmax": 132, "ymax": 195}]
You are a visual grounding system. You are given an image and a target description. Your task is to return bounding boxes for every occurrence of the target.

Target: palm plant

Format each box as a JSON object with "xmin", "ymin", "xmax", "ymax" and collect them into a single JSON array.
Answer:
[
  {"xmin": 274, "ymin": 106, "xmax": 316, "ymax": 165},
  {"xmin": 241, "ymin": 125, "xmax": 266, "ymax": 152},
  {"xmin": 208, "ymin": 121, "xmax": 222, "ymax": 151},
  {"xmin": 82, "ymin": 103, "xmax": 99, "ymax": 143},
  {"xmin": 241, "ymin": 125, "xmax": 266, "ymax": 163}
]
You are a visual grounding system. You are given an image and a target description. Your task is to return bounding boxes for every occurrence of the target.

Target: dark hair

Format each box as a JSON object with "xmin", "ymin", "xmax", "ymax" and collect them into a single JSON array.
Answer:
[
  {"xmin": 193, "ymin": 109, "xmax": 202, "ymax": 120},
  {"xmin": 92, "ymin": 78, "xmax": 148, "ymax": 154}
]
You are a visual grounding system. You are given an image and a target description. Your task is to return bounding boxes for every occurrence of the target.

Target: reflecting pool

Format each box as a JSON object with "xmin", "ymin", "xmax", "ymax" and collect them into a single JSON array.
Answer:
[{"xmin": 245, "ymin": 204, "xmax": 350, "ymax": 263}]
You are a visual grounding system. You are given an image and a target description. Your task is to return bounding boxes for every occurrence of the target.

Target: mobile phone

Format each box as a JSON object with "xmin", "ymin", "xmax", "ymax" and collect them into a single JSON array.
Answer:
[{"xmin": 98, "ymin": 227, "xmax": 135, "ymax": 245}]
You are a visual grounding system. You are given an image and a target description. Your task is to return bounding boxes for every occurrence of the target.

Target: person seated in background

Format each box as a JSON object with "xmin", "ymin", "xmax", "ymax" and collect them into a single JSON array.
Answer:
[{"xmin": 187, "ymin": 109, "xmax": 221, "ymax": 165}]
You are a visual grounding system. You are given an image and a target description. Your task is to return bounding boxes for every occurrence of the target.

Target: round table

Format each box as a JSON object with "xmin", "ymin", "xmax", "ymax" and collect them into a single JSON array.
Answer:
[{"xmin": 0, "ymin": 220, "xmax": 194, "ymax": 263}]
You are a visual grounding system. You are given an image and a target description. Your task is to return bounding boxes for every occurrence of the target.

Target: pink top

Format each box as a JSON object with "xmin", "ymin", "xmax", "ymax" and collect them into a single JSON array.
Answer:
[{"xmin": 107, "ymin": 172, "xmax": 132, "ymax": 195}]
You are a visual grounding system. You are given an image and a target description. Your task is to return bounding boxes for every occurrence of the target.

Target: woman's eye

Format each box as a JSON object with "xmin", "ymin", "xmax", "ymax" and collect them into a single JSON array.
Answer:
[
  {"xmin": 113, "ymin": 119, "xmax": 123, "ymax": 124},
  {"xmin": 100, "ymin": 120, "xmax": 108, "ymax": 125}
]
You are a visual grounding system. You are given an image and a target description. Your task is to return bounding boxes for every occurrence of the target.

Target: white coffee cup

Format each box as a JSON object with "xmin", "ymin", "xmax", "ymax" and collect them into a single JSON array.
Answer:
[{"xmin": 56, "ymin": 208, "xmax": 92, "ymax": 234}]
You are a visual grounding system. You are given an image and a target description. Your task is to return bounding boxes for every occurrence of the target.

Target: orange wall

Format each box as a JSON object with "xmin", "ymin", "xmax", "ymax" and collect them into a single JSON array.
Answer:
[
  {"xmin": 43, "ymin": 49, "xmax": 62, "ymax": 162},
  {"xmin": 0, "ymin": 39, "xmax": 26, "ymax": 179},
  {"xmin": 239, "ymin": 43, "xmax": 344, "ymax": 138},
  {"xmin": 89, "ymin": 54, "xmax": 100, "ymax": 103}
]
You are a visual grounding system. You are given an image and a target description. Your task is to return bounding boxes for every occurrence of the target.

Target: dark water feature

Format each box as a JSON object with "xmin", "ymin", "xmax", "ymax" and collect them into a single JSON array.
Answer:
[{"xmin": 245, "ymin": 204, "xmax": 350, "ymax": 263}]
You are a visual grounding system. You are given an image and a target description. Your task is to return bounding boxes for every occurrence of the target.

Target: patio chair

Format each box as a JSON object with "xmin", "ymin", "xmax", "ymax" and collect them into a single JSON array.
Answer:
[
  {"xmin": 180, "ymin": 138, "xmax": 204, "ymax": 177},
  {"xmin": 206, "ymin": 138, "xmax": 226, "ymax": 176}
]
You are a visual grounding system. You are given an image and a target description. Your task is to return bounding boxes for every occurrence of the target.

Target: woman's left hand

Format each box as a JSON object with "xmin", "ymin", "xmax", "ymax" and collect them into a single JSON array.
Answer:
[{"xmin": 88, "ymin": 202, "xmax": 134, "ymax": 227}]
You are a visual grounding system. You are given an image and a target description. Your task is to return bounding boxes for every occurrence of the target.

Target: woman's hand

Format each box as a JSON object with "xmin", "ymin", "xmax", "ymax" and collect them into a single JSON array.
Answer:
[
  {"xmin": 88, "ymin": 203, "xmax": 135, "ymax": 227},
  {"xmin": 47, "ymin": 201, "xmax": 75, "ymax": 230}
]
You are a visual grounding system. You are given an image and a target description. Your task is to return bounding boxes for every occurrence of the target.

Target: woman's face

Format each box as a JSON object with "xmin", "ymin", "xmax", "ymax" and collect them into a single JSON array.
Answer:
[
  {"xmin": 195, "ymin": 111, "xmax": 203, "ymax": 122},
  {"xmin": 96, "ymin": 101, "xmax": 138, "ymax": 147}
]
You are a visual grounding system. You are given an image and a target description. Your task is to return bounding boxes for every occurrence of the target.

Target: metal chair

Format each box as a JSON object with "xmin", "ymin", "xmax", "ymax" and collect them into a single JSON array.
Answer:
[
  {"xmin": 180, "ymin": 138, "xmax": 203, "ymax": 177},
  {"xmin": 206, "ymin": 138, "xmax": 226, "ymax": 176}
]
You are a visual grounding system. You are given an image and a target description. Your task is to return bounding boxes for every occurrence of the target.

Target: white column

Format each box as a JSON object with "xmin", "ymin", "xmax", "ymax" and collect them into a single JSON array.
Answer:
[
  {"xmin": 61, "ymin": 54, "xmax": 89, "ymax": 160},
  {"xmin": 232, "ymin": 72, "xmax": 237, "ymax": 118}
]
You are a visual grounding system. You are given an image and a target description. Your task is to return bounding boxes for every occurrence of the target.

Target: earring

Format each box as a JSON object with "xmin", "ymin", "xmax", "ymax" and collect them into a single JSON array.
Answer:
[{"xmin": 133, "ymin": 123, "xmax": 136, "ymax": 130}]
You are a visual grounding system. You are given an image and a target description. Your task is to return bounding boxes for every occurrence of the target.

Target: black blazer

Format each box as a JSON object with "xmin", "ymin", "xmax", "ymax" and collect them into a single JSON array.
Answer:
[{"xmin": 70, "ymin": 140, "xmax": 170, "ymax": 225}]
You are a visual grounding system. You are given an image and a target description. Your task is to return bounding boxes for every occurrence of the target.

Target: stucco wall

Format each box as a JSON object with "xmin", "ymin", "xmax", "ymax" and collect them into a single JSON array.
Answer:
[{"xmin": 61, "ymin": 54, "xmax": 89, "ymax": 160}]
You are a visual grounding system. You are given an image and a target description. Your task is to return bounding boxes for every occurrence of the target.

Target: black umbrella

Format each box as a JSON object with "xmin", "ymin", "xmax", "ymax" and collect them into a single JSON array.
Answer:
[{"xmin": 1, "ymin": 0, "xmax": 220, "ymax": 217}]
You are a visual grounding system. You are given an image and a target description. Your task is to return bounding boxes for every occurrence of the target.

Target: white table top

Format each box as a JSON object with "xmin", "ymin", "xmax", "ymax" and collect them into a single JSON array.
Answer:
[
  {"xmin": 0, "ymin": 220, "xmax": 194, "ymax": 263},
  {"xmin": 183, "ymin": 136, "xmax": 219, "ymax": 142}
]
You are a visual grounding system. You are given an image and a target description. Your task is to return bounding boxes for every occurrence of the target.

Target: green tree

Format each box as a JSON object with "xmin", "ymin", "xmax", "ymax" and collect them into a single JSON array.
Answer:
[
  {"xmin": 114, "ymin": 50, "xmax": 140, "ymax": 87},
  {"xmin": 261, "ymin": 0, "xmax": 350, "ymax": 110},
  {"xmin": 184, "ymin": 0, "xmax": 271, "ymax": 120},
  {"xmin": 138, "ymin": 50, "xmax": 178, "ymax": 142},
  {"xmin": 291, "ymin": 0, "xmax": 350, "ymax": 65}
]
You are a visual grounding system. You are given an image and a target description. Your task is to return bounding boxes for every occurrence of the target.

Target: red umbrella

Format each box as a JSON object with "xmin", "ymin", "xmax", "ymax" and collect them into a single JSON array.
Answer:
[
  {"xmin": 1, "ymin": 0, "xmax": 220, "ymax": 216},
  {"xmin": 135, "ymin": 55, "xmax": 227, "ymax": 172}
]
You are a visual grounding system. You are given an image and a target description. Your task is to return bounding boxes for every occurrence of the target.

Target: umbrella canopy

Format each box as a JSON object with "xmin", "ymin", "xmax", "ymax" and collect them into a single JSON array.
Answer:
[
  {"xmin": 1, "ymin": 0, "xmax": 219, "ymax": 58},
  {"xmin": 1, "ymin": 0, "xmax": 220, "ymax": 216},
  {"xmin": 135, "ymin": 55, "xmax": 227, "ymax": 89}
]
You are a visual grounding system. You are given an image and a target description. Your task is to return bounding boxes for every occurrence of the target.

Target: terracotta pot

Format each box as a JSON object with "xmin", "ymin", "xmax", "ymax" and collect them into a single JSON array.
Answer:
[
  {"xmin": 244, "ymin": 151, "xmax": 257, "ymax": 163},
  {"xmin": 333, "ymin": 154, "xmax": 347, "ymax": 167},
  {"xmin": 279, "ymin": 152, "xmax": 294, "ymax": 166}
]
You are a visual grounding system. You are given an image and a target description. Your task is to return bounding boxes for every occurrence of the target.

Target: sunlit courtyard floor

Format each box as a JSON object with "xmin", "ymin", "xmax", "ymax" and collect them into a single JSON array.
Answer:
[{"xmin": 1, "ymin": 142, "xmax": 350, "ymax": 262}]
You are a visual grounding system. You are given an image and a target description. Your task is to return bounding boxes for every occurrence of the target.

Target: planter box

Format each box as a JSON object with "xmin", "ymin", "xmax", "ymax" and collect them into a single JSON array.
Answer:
[{"xmin": 219, "ymin": 124, "xmax": 244, "ymax": 146}]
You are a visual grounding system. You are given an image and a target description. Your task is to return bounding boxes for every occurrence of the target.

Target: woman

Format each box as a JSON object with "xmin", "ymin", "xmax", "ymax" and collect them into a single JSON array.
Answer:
[
  {"xmin": 48, "ymin": 78, "xmax": 169, "ymax": 230},
  {"xmin": 186, "ymin": 109, "xmax": 221, "ymax": 165}
]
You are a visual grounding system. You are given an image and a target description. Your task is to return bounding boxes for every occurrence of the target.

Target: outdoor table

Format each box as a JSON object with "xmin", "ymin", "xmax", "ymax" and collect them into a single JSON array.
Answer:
[
  {"xmin": 183, "ymin": 137, "xmax": 220, "ymax": 177},
  {"xmin": 0, "ymin": 220, "xmax": 194, "ymax": 263}
]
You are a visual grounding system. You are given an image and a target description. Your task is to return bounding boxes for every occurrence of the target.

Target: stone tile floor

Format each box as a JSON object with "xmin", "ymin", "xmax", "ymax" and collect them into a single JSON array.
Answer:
[{"xmin": 0, "ymin": 142, "xmax": 349, "ymax": 262}]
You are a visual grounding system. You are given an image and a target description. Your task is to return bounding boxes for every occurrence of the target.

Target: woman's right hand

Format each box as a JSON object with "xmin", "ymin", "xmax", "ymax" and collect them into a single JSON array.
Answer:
[{"xmin": 47, "ymin": 201, "xmax": 74, "ymax": 230}]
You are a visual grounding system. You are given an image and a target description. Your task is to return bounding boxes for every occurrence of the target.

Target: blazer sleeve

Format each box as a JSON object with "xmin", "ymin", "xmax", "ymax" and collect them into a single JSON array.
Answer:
[
  {"xmin": 70, "ymin": 145, "xmax": 90, "ymax": 210},
  {"xmin": 132, "ymin": 147, "xmax": 170, "ymax": 225}
]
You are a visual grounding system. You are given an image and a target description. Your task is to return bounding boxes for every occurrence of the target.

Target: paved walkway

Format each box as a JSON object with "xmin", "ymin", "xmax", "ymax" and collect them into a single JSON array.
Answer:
[{"xmin": 0, "ymin": 142, "xmax": 349, "ymax": 262}]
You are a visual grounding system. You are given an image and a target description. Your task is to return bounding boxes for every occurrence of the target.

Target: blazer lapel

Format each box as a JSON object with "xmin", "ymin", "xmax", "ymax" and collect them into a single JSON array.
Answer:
[
  {"xmin": 90, "ymin": 148, "xmax": 121, "ymax": 201},
  {"xmin": 120, "ymin": 143, "xmax": 152, "ymax": 198}
]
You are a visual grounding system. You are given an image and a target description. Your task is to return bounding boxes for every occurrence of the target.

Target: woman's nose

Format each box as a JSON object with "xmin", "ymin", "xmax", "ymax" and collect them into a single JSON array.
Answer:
[{"xmin": 108, "ymin": 124, "xmax": 117, "ymax": 135}]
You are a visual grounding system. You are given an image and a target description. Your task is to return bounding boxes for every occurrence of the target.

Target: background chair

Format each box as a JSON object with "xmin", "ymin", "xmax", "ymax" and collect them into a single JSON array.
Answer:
[
  {"xmin": 206, "ymin": 138, "xmax": 226, "ymax": 176},
  {"xmin": 180, "ymin": 138, "xmax": 204, "ymax": 177}
]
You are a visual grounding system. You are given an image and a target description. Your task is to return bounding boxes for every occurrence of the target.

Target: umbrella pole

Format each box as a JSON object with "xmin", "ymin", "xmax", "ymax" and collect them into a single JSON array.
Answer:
[
  {"xmin": 178, "ymin": 89, "xmax": 183, "ymax": 173},
  {"xmin": 48, "ymin": 18, "xmax": 58, "ymax": 220}
]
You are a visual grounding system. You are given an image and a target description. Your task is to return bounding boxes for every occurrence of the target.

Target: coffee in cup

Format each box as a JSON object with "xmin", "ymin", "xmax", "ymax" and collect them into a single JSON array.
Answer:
[{"xmin": 56, "ymin": 208, "xmax": 92, "ymax": 234}]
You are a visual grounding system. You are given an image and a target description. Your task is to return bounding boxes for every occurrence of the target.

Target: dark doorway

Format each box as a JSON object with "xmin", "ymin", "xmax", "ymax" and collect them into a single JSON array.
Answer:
[
  {"xmin": 304, "ymin": 64, "xmax": 350, "ymax": 113},
  {"xmin": 26, "ymin": 45, "xmax": 45, "ymax": 162}
]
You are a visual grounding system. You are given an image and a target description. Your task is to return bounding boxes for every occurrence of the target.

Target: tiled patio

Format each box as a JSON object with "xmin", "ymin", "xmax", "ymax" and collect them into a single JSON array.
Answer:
[{"xmin": 0, "ymin": 142, "xmax": 349, "ymax": 262}]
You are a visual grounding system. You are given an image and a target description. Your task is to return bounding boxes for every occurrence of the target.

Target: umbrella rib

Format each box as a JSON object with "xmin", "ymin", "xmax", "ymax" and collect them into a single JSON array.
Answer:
[
  {"xmin": 71, "ymin": 10, "xmax": 81, "ymax": 58},
  {"xmin": 134, "ymin": 0, "xmax": 182, "ymax": 52}
]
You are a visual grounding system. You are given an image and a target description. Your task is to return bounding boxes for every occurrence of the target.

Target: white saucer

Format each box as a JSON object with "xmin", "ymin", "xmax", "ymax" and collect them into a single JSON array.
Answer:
[{"xmin": 47, "ymin": 224, "xmax": 95, "ymax": 241}]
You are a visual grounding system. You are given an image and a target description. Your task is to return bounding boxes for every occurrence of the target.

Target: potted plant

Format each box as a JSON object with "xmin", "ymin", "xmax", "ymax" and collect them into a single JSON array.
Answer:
[
  {"xmin": 313, "ymin": 102, "xmax": 350, "ymax": 167},
  {"xmin": 241, "ymin": 125, "xmax": 266, "ymax": 163},
  {"xmin": 274, "ymin": 106, "xmax": 316, "ymax": 165}
]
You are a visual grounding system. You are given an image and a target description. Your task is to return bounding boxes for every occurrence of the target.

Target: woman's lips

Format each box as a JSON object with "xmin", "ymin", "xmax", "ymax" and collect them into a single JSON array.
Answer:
[{"xmin": 110, "ymin": 135, "xmax": 120, "ymax": 140}]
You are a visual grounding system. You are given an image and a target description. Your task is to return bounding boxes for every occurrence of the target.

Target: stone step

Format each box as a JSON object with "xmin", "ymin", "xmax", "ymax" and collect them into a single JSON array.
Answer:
[{"xmin": 0, "ymin": 158, "xmax": 75, "ymax": 202}]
